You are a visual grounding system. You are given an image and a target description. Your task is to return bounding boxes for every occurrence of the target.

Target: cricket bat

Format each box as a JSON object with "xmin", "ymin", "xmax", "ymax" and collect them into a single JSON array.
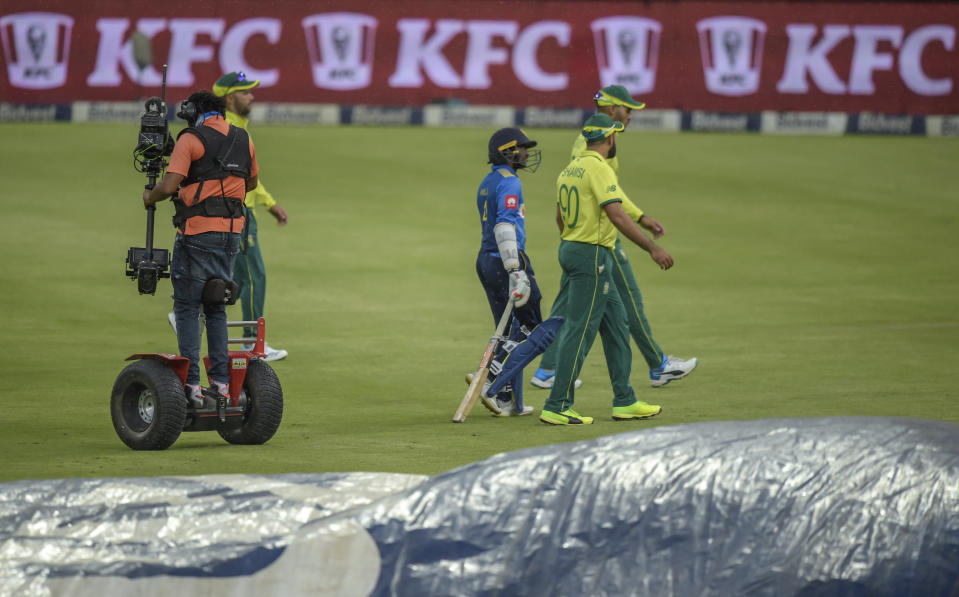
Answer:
[{"xmin": 452, "ymin": 300, "xmax": 514, "ymax": 423}]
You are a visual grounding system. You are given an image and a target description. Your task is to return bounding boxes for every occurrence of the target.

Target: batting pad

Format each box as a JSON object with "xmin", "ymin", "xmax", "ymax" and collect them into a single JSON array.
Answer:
[{"xmin": 487, "ymin": 316, "xmax": 563, "ymax": 397}]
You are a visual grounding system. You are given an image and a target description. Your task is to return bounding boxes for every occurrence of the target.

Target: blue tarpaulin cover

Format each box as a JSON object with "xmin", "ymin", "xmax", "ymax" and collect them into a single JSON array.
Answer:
[{"xmin": 2, "ymin": 417, "xmax": 957, "ymax": 596}]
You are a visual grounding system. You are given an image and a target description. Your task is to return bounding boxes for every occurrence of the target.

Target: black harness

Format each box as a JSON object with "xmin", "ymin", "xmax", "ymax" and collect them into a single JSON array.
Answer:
[{"xmin": 172, "ymin": 123, "xmax": 252, "ymax": 230}]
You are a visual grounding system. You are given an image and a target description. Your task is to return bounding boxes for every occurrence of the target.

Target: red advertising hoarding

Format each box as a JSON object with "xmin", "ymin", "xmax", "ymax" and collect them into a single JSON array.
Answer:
[{"xmin": 2, "ymin": 1, "xmax": 957, "ymax": 114}]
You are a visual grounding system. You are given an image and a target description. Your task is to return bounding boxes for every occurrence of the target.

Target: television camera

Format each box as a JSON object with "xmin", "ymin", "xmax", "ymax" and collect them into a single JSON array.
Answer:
[{"xmin": 126, "ymin": 66, "xmax": 174, "ymax": 295}]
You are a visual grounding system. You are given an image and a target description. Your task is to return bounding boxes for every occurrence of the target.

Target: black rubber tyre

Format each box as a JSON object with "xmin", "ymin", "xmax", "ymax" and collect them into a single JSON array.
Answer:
[
  {"xmin": 111, "ymin": 359, "xmax": 186, "ymax": 450},
  {"xmin": 218, "ymin": 359, "xmax": 283, "ymax": 445}
]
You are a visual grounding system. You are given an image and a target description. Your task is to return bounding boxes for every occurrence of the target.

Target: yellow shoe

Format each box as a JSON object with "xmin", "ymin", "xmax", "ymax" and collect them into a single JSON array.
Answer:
[
  {"xmin": 540, "ymin": 409, "xmax": 593, "ymax": 425},
  {"xmin": 612, "ymin": 401, "xmax": 662, "ymax": 420}
]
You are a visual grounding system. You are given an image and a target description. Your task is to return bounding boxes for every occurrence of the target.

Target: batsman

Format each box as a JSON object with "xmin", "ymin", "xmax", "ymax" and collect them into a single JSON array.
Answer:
[{"xmin": 472, "ymin": 128, "xmax": 563, "ymax": 417}]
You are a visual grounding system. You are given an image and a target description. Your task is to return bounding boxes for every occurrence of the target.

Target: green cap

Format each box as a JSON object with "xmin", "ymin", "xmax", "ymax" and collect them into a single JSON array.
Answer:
[
  {"xmin": 212, "ymin": 71, "xmax": 260, "ymax": 97},
  {"xmin": 581, "ymin": 113, "xmax": 625, "ymax": 142},
  {"xmin": 593, "ymin": 85, "xmax": 646, "ymax": 110}
]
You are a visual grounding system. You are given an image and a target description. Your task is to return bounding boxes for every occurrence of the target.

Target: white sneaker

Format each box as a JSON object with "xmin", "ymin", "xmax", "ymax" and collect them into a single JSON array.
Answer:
[
  {"xmin": 240, "ymin": 343, "xmax": 287, "ymax": 361},
  {"xmin": 185, "ymin": 384, "xmax": 203, "ymax": 408},
  {"xmin": 529, "ymin": 368, "xmax": 582, "ymax": 390},
  {"xmin": 493, "ymin": 398, "xmax": 534, "ymax": 417},
  {"xmin": 263, "ymin": 344, "xmax": 287, "ymax": 362},
  {"xmin": 464, "ymin": 373, "xmax": 533, "ymax": 417},
  {"xmin": 650, "ymin": 355, "xmax": 698, "ymax": 387},
  {"xmin": 478, "ymin": 380, "xmax": 502, "ymax": 415},
  {"xmin": 214, "ymin": 381, "xmax": 230, "ymax": 398}
]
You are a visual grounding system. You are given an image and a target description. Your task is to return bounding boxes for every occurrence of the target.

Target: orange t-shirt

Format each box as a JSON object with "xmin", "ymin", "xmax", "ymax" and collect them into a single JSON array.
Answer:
[{"xmin": 168, "ymin": 115, "xmax": 258, "ymax": 235}]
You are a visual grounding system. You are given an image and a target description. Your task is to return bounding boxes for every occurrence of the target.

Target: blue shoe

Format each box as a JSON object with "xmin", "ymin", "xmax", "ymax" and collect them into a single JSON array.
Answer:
[
  {"xmin": 530, "ymin": 368, "xmax": 554, "ymax": 388},
  {"xmin": 530, "ymin": 368, "xmax": 582, "ymax": 390},
  {"xmin": 650, "ymin": 355, "xmax": 698, "ymax": 387}
]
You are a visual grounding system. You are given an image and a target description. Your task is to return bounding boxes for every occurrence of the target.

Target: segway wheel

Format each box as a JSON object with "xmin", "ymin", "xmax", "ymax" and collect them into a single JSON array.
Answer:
[
  {"xmin": 111, "ymin": 359, "xmax": 186, "ymax": 450},
  {"xmin": 218, "ymin": 359, "xmax": 283, "ymax": 445}
]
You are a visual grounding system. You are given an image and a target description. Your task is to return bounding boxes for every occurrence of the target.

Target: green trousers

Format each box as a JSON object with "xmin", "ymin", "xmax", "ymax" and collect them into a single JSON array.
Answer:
[
  {"xmin": 233, "ymin": 209, "xmax": 267, "ymax": 340},
  {"xmin": 539, "ymin": 236, "xmax": 664, "ymax": 371},
  {"xmin": 544, "ymin": 241, "xmax": 637, "ymax": 414}
]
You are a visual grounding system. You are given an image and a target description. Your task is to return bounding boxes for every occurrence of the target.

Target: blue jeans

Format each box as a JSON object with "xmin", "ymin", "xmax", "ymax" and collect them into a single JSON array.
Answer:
[{"xmin": 171, "ymin": 231, "xmax": 240, "ymax": 386}]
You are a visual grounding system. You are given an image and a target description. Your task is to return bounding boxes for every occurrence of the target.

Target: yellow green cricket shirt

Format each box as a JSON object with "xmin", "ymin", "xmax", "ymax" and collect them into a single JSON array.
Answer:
[
  {"xmin": 556, "ymin": 151, "xmax": 628, "ymax": 250},
  {"xmin": 225, "ymin": 110, "xmax": 277, "ymax": 210},
  {"xmin": 570, "ymin": 134, "xmax": 643, "ymax": 222}
]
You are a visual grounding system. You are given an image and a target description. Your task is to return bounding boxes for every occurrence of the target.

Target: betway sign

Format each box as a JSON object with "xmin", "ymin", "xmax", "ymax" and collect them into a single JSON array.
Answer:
[{"xmin": 2, "ymin": 1, "xmax": 957, "ymax": 114}]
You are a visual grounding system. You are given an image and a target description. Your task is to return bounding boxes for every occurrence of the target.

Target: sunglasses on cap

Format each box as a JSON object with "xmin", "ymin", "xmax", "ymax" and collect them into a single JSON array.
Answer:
[{"xmin": 224, "ymin": 71, "xmax": 250, "ymax": 95}]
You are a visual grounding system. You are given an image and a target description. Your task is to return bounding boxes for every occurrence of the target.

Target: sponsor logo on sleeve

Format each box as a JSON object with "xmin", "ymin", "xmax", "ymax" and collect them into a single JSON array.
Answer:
[{"xmin": 504, "ymin": 195, "xmax": 518, "ymax": 210}]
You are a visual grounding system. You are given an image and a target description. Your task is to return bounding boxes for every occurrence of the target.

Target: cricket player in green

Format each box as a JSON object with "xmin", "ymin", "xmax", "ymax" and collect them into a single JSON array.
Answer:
[
  {"xmin": 532, "ymin": 85, "xmax": 697, "ymax": 390},
  {"xmin": 541, "ymin": 114, "xmax": 673, "ymax": 426},
  {"xmin": 215, "ymin": 71, "xmax": 289, "ymax": 361}
]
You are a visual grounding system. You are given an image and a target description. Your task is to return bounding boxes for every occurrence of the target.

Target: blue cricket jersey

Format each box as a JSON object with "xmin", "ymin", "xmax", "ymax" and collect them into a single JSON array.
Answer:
[{"xmin": 477, "ymin": 164, "xmax": 526, "ymax": 255}]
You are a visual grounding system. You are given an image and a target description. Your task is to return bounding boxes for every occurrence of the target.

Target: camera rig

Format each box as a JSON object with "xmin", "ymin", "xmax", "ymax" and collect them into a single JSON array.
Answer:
[{"xmin": 126, "ymin": 65, "xmax": 174, "ymax": 295}]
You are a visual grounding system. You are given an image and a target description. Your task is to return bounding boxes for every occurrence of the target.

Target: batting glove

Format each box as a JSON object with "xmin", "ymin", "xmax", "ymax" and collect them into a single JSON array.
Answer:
[{"xmin": 508, "ymin": 270, "xmax": 531, "ymax": 307}]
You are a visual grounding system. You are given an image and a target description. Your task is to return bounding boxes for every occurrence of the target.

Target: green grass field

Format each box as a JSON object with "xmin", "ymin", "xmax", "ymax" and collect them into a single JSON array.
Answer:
[{"xmin": 1, "ymin": 122, "xmax": 956, "ymax": 483}]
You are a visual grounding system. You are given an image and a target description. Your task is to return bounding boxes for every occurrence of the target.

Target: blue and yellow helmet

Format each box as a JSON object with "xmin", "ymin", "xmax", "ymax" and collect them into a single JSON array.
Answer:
[{"xmin": 488, "ymin": 127, "xmax": 541, "ymax": 172}]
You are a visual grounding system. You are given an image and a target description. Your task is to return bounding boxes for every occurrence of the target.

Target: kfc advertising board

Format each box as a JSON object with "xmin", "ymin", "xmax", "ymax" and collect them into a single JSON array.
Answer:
[{"xmin": 1, "ymin": 0, "xmax": 957, "ymax": 114}]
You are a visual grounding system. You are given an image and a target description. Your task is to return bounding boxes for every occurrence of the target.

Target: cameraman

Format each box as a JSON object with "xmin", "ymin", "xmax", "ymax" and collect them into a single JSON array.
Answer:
[{"xmin": 143, "ymin": 90, "xmax": 259, "ymax": 407}]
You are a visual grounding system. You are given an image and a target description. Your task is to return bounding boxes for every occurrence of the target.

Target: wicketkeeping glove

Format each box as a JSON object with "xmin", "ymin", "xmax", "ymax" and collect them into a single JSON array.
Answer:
[{"xmin": 508, "ymin": 270, "xmax": 531, "ymax": 307}]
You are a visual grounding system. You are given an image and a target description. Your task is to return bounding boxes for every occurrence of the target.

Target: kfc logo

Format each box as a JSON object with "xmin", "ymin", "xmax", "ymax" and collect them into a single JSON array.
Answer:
[
  {"xmin": 389, "ymin": 19, "xmax": 570, "ymax": 91},
  {"xmin": 777, "ymin": 24, "xmax": 955, "ymax": 97},
  {"xmin": 1, "ymin": 12, "xmax": 73, "ymax": 89},
  {"xmin": 87, "ymin": 18, "xmax": 282, "ymax": 88},
  {"xmin": 302, "ymin": 12, "xmax": 377, "ymax": 90},
  {"xmin": 591, "ymin": 16, "xmax": 662, "ymax": 95},
  {"xmin": 697, "ymin": 16, "xmax": 767, "ymax": 96},
  {"xmin": 504, "ymin": 195, "xmax": 518, "ymax": 210}
]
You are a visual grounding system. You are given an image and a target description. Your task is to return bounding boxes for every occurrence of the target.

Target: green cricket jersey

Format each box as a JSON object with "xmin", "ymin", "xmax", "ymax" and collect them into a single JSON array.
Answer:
[
  {"xmin": 570, "ymin": 134, "xmax": 643, "ymax": 222},
  {"xmin": 225, "ymin": 110, "xmax": 277, "ymax": 210},
  {"xmin": 556, "ymin": 150, "xmax": 629, "ymax": 250}
]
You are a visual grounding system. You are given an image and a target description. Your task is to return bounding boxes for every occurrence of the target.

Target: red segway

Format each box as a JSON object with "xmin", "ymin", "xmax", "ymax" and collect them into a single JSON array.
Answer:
[{"xmin": 110, "ymin": 318, "xmax": 283, "ymax": 450}]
